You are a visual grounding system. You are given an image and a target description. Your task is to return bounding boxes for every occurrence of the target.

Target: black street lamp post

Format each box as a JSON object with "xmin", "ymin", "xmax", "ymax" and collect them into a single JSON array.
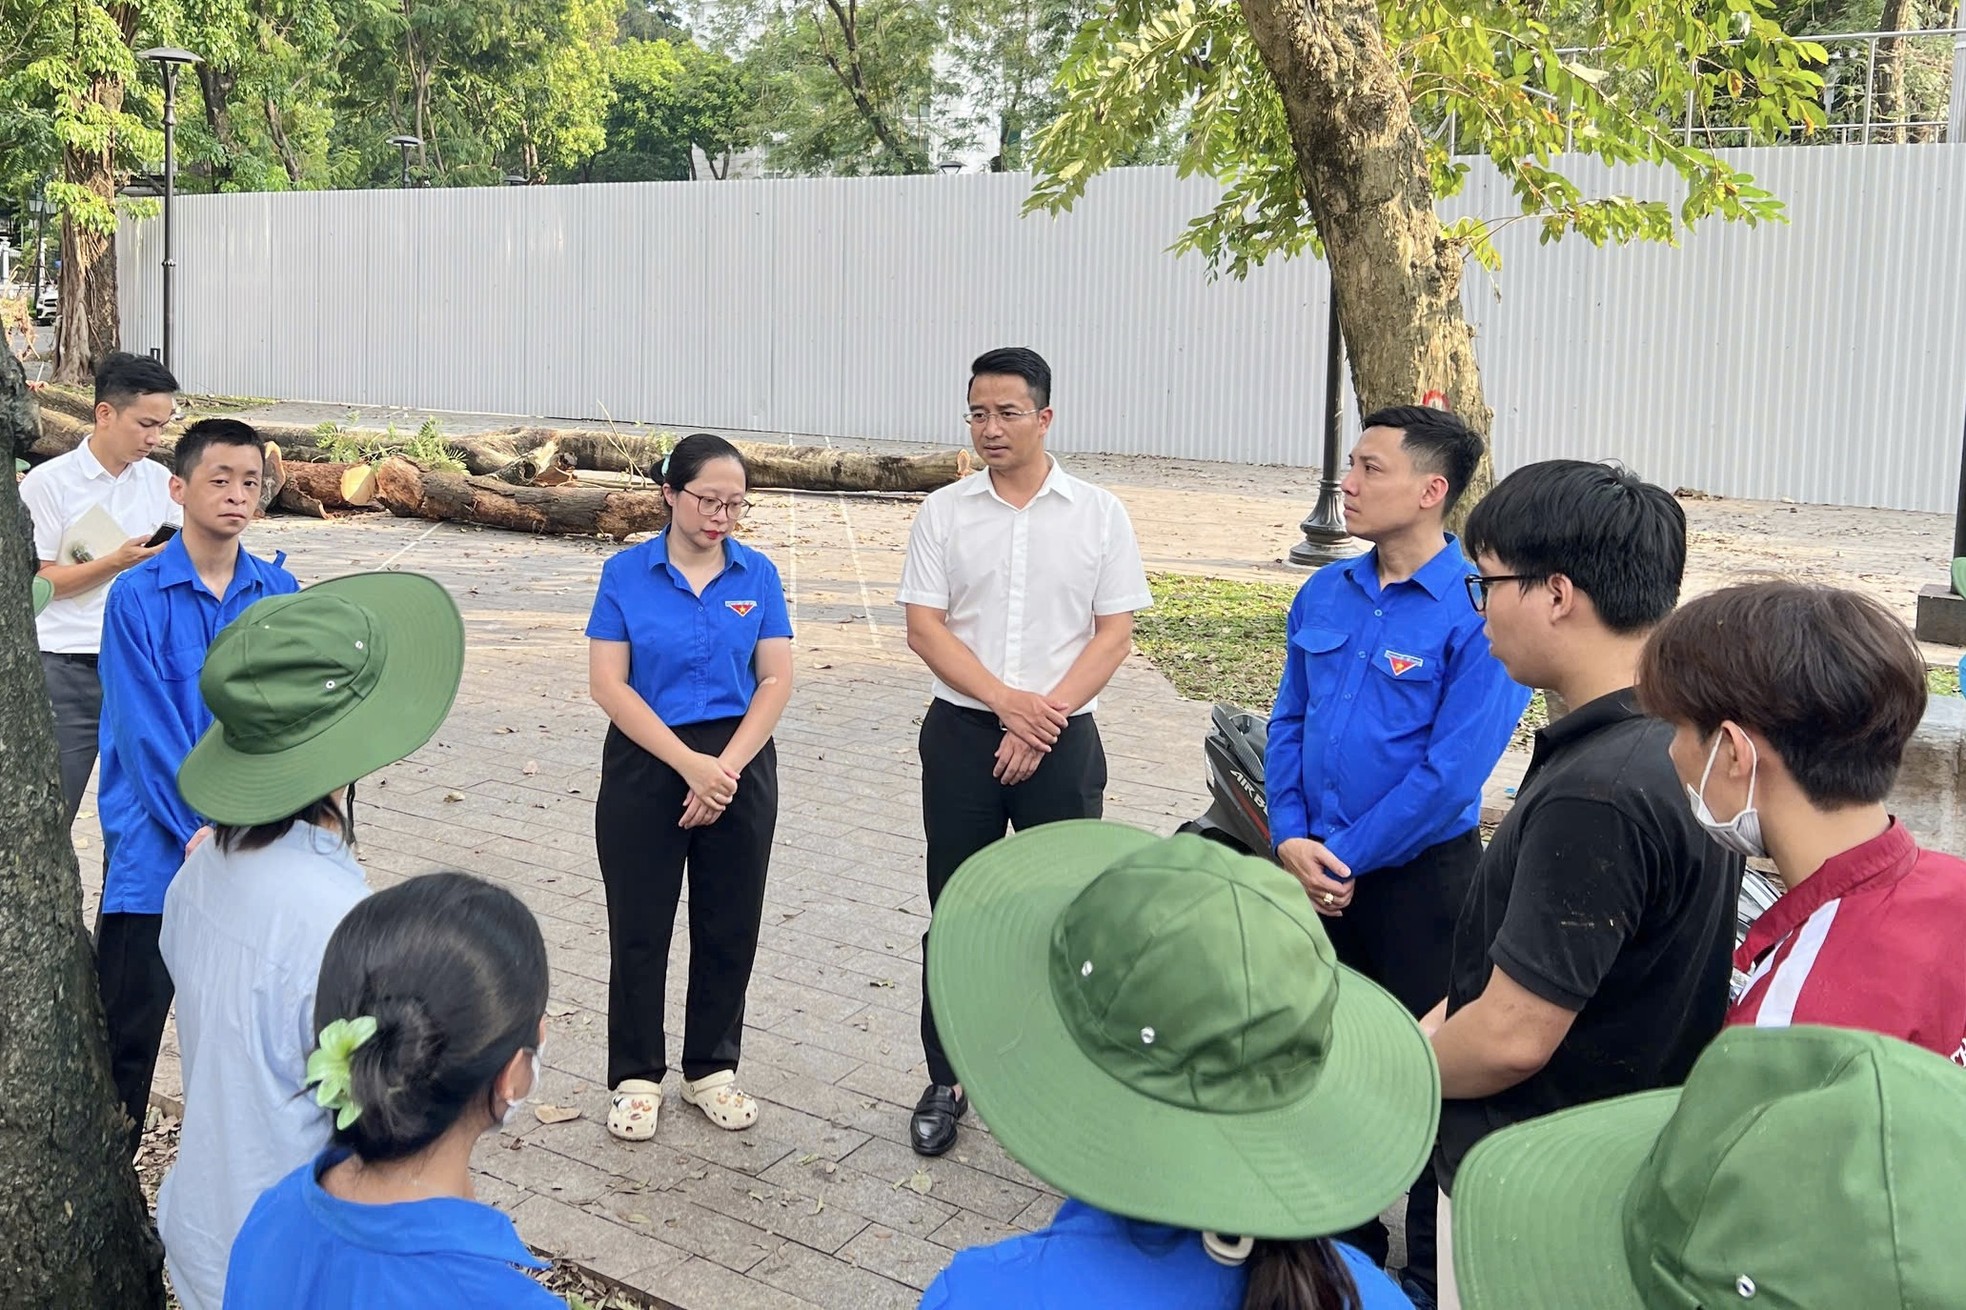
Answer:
[
  {"xmin": 388, "ymin": 135, "xmax": 422, "ymax": 189},
  {"xmin": 137, "ymin": 46, "xmax": 199, "ymax": 374},
  {"xmin": 1289, "ymin": 283, "xmax": 1361, "ymax": 567}
]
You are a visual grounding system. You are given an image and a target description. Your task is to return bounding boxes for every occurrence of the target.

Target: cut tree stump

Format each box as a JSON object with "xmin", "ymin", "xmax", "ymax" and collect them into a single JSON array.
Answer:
[{"xmin": 373, "ymin": 458, "xmax": 672, "ymax": 538}]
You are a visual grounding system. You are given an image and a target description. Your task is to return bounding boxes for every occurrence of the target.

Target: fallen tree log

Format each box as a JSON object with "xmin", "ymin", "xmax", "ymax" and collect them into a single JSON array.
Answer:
[
  {"xmin": 373, "ymin": 457, "xmax": 672, "ymax": 538},
  {"xmin": 282, "ymin": 460, "xmax": 377, "ymax": 509},
  {"xmin": 31, "ymin": 402, "xmax": 972, "ymax": 494}
]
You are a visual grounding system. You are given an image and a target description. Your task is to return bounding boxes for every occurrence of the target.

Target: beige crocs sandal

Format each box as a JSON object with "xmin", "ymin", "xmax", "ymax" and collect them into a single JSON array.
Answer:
[
  {"xmin": 607, "ymin": 1079, "xmax": 662, "ymax": 1141},
  {"xmin": 679, "ymin": 1070, "xmax": 758, "ymax": 1131}
]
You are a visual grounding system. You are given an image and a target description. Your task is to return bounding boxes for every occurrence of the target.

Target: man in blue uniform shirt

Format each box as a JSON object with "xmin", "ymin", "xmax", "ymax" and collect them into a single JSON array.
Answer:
[
  {"xmin": 95, "ymin": 418, "xmax": 299, "ymax": 1152},
  {"xmin": 1266, "ymin": 405, "xmax": 1528, "ymax": 1303}
]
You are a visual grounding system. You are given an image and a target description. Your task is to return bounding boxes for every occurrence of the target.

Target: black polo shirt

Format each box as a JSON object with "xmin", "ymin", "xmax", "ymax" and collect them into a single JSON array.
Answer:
[{"xmin": 1435, "ymin": 688, "xmax": 1742, "ymax": 1190}]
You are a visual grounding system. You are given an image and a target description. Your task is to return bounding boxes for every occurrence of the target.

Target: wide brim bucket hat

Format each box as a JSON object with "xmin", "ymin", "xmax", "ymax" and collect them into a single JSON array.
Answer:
[
  {"xmin": 926, "ymin": 821, "xmax": 1440, "ymax": 1240},
  {"xmin": 178, "ymin": 571, "xmax": 464, "ymax": 825}
]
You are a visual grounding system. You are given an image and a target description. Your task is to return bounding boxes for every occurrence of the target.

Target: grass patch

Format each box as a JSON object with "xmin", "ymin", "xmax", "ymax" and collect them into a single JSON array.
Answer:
[
  {"xmin": 1929, "ymin": 665, "xmax": 1961, "ymax": 698},
  {"xmin": 1135, "ymin": 574, "xmax": 1299, "ymax": 711}
]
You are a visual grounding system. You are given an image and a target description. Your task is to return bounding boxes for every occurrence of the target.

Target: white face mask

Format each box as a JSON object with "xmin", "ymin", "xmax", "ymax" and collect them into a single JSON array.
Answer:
[
  {"xmin": 1687, "ymin": 730, "xmax": 1766, "ymax": 859},
  {"xmin": 500, "ymin": 1047, "xmax": 542, "ymax": 1127}
]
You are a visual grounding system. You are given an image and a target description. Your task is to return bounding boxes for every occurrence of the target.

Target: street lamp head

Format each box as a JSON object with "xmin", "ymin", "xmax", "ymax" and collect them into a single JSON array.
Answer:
[
  {"xmin": 388, "ymin": 135, "xmax": 423, "ymax": 150},
  {"xmin": 137, "ymin": 47, "xmax": 201, "ymax": 67},
  {"xmin": 937, "ymin": 160, "xmax": 962, "ymax": 175}
]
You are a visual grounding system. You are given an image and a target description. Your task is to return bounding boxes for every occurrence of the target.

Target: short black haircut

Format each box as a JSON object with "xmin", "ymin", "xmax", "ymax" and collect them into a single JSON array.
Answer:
[
  {"xmin": 94, "ymin": 351, "xmax": 179, "ymax": 410},
  {"xmin": 970, "ymin": 347, "xmax": 1051, "ymax": 409},
  {"xmin": 1361, "ymin": 405, "xmax": 1484, "ymax": 512},
  {"xmin": 173, "ymin": 417, "xmax": 264, "ymax": 479},
  {"xmin": 1463, "ymin": 459, "xmax": 1686, "ymax": 634}
]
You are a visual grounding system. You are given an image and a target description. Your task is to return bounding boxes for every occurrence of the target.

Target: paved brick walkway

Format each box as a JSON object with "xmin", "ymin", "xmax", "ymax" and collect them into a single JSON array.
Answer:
[{"xmin": 96, "ymin": 487, "xmax": 1227, "ymax": 1310}]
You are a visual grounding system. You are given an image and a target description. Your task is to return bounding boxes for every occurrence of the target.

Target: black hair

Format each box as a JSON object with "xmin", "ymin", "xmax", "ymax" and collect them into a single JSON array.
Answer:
[
  {"xmin": 1242, "ymin": 1238, "xmax": 1361, "ymax": 1310},
  {"xmin": 314, "ymin": 872, "xmax": 549, "ymax": 1163},
  {"xmin": 93, "ymin": 351, "xmax": 179, "ymax": 409},
  {"xmin": 663, "ymin": 432, "xmax": 747, "ymax": 492},
  {"xmin": 173, "ymin": 417, "xmax": 264, "ymax": 479},
  {"xmin": 1463, "ymin": 458, "xmax": 1686, "ymax": 634},
  {"xmin": 970, "ymin": 347, "xmax": 1051, "ymax": 409},
  {"xmin": 214, "ymin": 789, "xmax": 350, "ymax": 854},
  {"xmin": 1360, "ymin": 405, "xmax": 1484, "ymax": 512}
]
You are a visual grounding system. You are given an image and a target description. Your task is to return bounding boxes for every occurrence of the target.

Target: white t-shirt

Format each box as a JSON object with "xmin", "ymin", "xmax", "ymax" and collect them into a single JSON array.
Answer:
[
  {"xmin": 19, "ymin": 441, "xmax": 179, "ymax": 654},
  {"xmin": 156, "ymin": 822, "xmax": 368, "ymax": 1310},
  {"xmin": 897, "ymin": 457, "xmax": 1152, "ymax": 715}
]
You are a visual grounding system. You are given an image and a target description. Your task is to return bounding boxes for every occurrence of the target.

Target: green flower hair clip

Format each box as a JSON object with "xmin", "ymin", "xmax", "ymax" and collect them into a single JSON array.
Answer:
[{"xmin": 305, "ymin": 1015, "xmax": 378, "ymax": 1130}]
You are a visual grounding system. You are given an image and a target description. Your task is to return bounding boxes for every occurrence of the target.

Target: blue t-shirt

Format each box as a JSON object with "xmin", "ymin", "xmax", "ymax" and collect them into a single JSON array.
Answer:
[
  {"xmin": 223, "ymin": 1151, "xmax": 564, "ymax": 1309},
  {"xmin": 584, "ymin": 530, "xmax": 793, "ymax": 726},
  {"xmin": 919, "ymin": 1200, "xmax": 1413, "ymax": 1310}
]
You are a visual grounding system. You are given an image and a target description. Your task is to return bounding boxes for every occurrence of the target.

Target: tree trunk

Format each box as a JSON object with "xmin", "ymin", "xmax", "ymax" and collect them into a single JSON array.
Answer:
[
  {"xmin": 374, "ymin": 457, "xmax": 672, "ymax": 538},
  {"xmin": 52, "ymin": 2, "xmax": 139, "ymax": 385},
  {"xmin": 282, "ymin": 461, "xmax": 378, "ymax": 508},
  {"xmin": 264, "ymin": 97, "xmax": 307, "ymax": 187},
  {"xmin": 197, "ymin": 64, "xmax": 242, "ymax": 190},
  {"xmin": 0, "ymin": 430, "xmax": 166, "ymax": 1305},
  {"xmin": 1872, "ymin": 0, "xmax": 1916, "ymax": 145},
  {"xmin": 1238, "ymin": 0, "xmax": 1493, "ymax": 530}
]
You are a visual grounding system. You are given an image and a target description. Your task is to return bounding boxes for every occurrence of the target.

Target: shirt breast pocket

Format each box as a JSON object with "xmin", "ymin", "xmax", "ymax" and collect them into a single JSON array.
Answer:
[
  {"xmin": 1291, "ymin": 626, "xmax": 1351, "ymax": 711},
  {"xmin": 159, "ymin": 645, "xmax": 205, "ymax": 684},
  {"xmin": 1364, "ymin": 645, "xmax": 1443, "ymax": 738}
]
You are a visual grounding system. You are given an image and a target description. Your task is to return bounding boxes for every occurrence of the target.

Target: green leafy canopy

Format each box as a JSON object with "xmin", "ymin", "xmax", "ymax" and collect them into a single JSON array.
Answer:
[{"xmin": 1027, "ymin": 0, "xmax": 1828, "ymax": 277}]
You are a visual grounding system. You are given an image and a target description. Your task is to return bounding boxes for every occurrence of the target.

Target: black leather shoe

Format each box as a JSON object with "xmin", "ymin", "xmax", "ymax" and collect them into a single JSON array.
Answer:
[{"xmin": 910, "ymin": 1083, "xmax": 967, "ymax": 1156}]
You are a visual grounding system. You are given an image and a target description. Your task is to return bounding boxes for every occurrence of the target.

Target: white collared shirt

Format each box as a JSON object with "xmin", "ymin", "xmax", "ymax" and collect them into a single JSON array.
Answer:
[
  {"xmin": 19, "ymin": 441, "xmax": 179, "ymax": 653},
  {"xmin": 897, "ymin": 457, "xmax": 1152, "ymax": 715},
  {"xmin": 156, "ymin": 822, "xmax": 369, "ymax": 1310}
]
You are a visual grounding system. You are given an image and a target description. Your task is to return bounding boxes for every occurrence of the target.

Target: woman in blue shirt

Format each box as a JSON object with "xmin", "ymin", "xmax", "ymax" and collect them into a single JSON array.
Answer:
[
  {"xmin": 224, "ymin": 872, "xmax": 561, "ymax": 1308},
  {"xmin": 585, "ymin": 433, "xmax": 794, "ymax": 1140},
  {"xmin": 919, "ymin": 824, "xmax": 1434, "ymax": 1310}
]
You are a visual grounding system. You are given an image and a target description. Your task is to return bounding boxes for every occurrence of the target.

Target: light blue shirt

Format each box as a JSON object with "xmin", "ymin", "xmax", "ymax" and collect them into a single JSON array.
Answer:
[
  {"xmin": 157, "ymin": 822, "xmax": 368, "ymax": 1310},
  {"xmin": 920, "ymin": 1200, "xmax": 1414, "ymax": 1310},
  {"xmin": 226, "ymin": 1150, "xmax": 562, "ymax": 1309}
]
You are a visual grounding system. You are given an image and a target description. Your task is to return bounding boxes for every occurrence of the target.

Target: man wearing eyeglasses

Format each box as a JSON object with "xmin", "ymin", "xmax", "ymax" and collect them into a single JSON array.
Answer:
[
  {"xmin": 18, "ymin": 351, "xmax": 183, "ymax": 829},
  {"xmin": 1264, "ymin": 404, "xmax": 1527, "ymax": 1304},
  {"xmin": 897, "ymin": 346, "xmax": 1152, "ymax": 1158}
]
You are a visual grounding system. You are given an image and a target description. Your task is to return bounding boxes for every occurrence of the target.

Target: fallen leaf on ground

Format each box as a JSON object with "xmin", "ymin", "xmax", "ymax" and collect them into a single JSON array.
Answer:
[
  {"xmin": 533, "ymin": 1105, "xmax": 582, "ymax": 1125},
  {"xmin": 522, "ymin": 760, "xmax": 539, "ymax": 776},
  {"xmin": 442, "ymin": 791, "xmax": 465, "ymax": 803}
]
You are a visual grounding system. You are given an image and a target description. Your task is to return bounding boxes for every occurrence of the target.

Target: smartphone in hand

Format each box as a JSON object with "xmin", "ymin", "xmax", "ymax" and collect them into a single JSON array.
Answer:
[{"xmin": 145, "ymin": 523, "xmax": 180, "ymax": 548}]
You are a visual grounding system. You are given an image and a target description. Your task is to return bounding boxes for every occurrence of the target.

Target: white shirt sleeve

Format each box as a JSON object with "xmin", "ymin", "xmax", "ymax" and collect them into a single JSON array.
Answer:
[
  {"xmin": 18, "ymin": 469, "xmax": 63, "ymax": 562},
  {"xmin": 1092, "ymin": 496, "xmax": 1153, "ymax": 616},
  {"xmin": 896, "ymin": 494, "xmax": 950, "ymax": 609}
]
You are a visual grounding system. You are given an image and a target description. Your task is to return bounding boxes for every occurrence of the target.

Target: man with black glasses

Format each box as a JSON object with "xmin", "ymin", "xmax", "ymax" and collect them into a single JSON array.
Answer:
[{"xmin": 897, "ymin": 347, "xmax": 1152, "ymax": 1158}]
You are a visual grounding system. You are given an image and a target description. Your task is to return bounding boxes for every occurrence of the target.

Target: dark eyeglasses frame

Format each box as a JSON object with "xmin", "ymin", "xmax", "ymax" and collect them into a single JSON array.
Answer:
[{"xmin": 1464, "ymin": 572, "xmax": 1543, "ymax": 613}]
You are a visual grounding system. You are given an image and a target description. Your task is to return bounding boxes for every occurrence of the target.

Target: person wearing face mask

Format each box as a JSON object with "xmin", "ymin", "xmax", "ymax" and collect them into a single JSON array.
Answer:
[
  {"xmin": 225, "ymin": 872, "xmax": 563, "ymax": 1308},
  {"xmin": 1638, "ymin": 582, "xmax": 1966, "ymax": 1062},
  {"xmin": 156, "ymin": 572, "xmax": 465, "ymax": 1310},
  {"xmin": 1428, "ymin": 461, "xmax": 1742, "ymax": 1309}
]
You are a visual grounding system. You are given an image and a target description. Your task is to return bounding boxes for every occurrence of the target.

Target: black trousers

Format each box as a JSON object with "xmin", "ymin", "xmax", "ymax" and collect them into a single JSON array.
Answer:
[
  {"xmin": 595, "ymin": 720, "xmax": 777, "ymax": 1090},
  {"xmin": 94, "ymin": 910, "xmax": 173, "ymax": 1155},
  {"xmin": 1321, "ymin": 827, "xmax": 1481, "ymax": 1293},
  {"xmin": 918, "ymin": 700, "xmax": 1106, "ymax": 1088},
  {"xmin": 41, "ymin": 651, "xmax": 101, "ymax": 829}
]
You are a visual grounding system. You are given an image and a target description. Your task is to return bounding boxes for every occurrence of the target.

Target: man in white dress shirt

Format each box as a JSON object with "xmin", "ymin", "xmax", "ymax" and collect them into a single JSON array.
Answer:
[
  {"xmin": 19, "ymin": 351, "xmax": 181, "ymax": 826},
  {"xmin": 896, "ymin": 346, "xmax": 1153, "ymax": 1156}
]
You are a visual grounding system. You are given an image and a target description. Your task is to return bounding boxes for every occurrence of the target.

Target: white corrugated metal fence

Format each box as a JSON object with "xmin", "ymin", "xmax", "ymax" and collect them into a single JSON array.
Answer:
[{"xmin": 117, "ymin": 148, "xmax": 1966, "ymax": 512}]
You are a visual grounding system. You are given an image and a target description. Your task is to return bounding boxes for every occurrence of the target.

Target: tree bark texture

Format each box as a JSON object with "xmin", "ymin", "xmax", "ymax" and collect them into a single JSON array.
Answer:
[
  {"xmin": 53, "ymin": 5, "xmax": 140, "ymax": 385},
  {"xmin": 374, "ymin": 458, "xmax": 673, "ymax": 538},
  {"xmin": 281, "ymin": 461, "xmax": 378, "ymax": 509},
  {"xmin": 1237, "ymin": 0, "xmax": 1494, "ymax": 529},
  {"xmin": 1873, "ymin": 0, "xmax": 1915, "ymax": 145},
  {"xmin": 0, "ymin": 442, "xmax": 166, "ymax": 1305}
]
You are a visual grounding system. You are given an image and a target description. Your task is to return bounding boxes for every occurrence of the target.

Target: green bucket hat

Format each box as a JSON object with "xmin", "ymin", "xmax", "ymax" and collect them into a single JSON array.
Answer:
[
  {"xmin": 1452, "ymin": 1024, "xmax": 1966, "ymax": 1309},
  {"xmin": 926, "ymin": 822, "xmax": 1439, "ymax": 1240},
  {"xmin": 31, "ymin": 574, "xmax": 53, "ymax": 615},
  {"xmin": 177, "ymin": 572, "xmax": 464, "ymax": 825}
]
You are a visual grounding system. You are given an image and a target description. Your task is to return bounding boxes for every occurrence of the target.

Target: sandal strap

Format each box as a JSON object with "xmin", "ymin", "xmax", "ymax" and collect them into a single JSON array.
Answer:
[{"xmin": 685, "ymin": 1070, "xmax": 736, "ymax": 1096}]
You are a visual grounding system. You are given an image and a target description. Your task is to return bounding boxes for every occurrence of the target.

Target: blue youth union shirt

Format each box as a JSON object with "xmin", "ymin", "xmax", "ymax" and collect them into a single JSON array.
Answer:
[
  {"xmin": 1264, "ymin": 536, "xmax": 1528, "ymax": 876},
  {"xmin": 98, "ymin": 536, "xmax": 299, "ymax": 914},
  {"xmin": 918, "ymin": 1200, "xmax": 1414, "ymax": 1309},
  {"xmin": 224, "ymin": 1151, "xmax": 563, "ymax": 1309},
  {"xmin": 584, "ymin": 530, "xmax": 793, "ymax": 726}
]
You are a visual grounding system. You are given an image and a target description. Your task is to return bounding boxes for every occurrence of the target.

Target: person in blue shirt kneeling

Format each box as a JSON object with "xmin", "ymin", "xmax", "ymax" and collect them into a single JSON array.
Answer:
[
  {"xmin": 225, "ymin": 871, "xmax": 563, "ymax": 1309},
  {"xmin": 918, "ymin": 824, "xmax": 1433, "ymax": 1310}
]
